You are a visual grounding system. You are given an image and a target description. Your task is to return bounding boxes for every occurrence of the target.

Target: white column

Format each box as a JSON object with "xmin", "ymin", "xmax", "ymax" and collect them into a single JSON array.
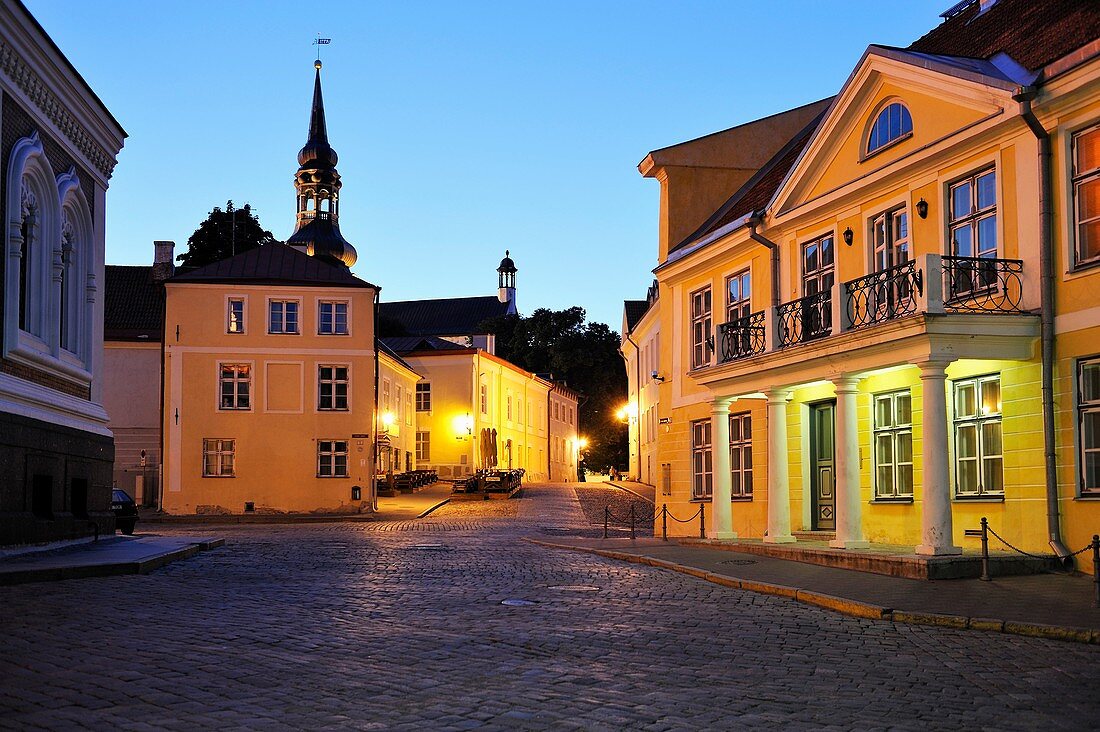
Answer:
[
  {"xmin": 830, "ymin": 376, "xmax": 869, "ymax": 549},
  {"xmin": 916, "ymin": 361, "xmax": 961, "ymax": 555},
  {"xmin": 710, "ymin": 397, "xmax": 736, "ymax": 539},
  {"xmin": 764, "ymin": 389, "xmax": 795, "ymax": 543}
]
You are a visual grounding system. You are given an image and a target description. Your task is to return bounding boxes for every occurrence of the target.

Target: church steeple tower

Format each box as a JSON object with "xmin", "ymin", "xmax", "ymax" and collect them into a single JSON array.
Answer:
[{"xmin": 286, "ymin": 59, "xmax": 357, "ymax": 267}]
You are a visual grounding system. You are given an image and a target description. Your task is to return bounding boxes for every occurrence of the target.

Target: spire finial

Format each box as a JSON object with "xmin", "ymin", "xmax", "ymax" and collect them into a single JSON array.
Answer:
[{"xmin": 313, "ymin": 34, "xmax": 330, "ymax": 65}]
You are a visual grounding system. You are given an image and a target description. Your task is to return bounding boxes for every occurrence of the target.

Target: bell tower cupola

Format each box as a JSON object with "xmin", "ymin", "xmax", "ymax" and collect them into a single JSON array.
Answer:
[
  {"xmin": 497, "ymin": 250, "xmax": 517, "ymax": 314},
  {"xmin": 286, "ymin": 59, "xmax": 357, "ymax": 267}
]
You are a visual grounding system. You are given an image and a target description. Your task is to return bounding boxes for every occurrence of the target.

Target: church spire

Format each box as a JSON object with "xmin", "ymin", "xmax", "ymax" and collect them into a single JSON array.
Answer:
[{"xmin": 287, "ymin": 59, "xmax": 357, "ymax": 267}]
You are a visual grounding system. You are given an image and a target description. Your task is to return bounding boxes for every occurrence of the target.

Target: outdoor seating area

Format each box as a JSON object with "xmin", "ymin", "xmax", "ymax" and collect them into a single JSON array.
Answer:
[
  {"xmin": 378, "ymin": 470, "xmax": 439, "ymax": 496},
  {"xmin": 451, "ymin": 468, "xmax": 526, "ymax": 496}
]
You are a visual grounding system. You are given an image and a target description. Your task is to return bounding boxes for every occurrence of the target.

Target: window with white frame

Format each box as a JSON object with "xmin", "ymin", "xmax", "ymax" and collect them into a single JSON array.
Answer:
[
  {"xmin": 691, "ymin": 418, "xmax": 713, "ymax": 500},
  {"xmin": 269, "ymin": 299, "xmax": 299, "ymax": 334},
  {"xmin": 416, "ymin": 382, "xmax": 431, "ymax": 412},
  {"xmin": 690, "ymin": 287, "xmax": 712, "ymax": 370},
  {"xmin": 873, "ymin": 390, "xmax": 913, "ymax": 499},
  {"xmin": 866, "ymin": 102, "xmax": 913, "ymax": 155},
  {"xmin": 318, "ymin": 365, "xmax": 349, "ymax": 411},
  {"xmin": 953, "ymin": 375, "xmax": 1003, "ymax": 496},
  {"xmin": 726, "ymin": 270, "xmax": 751, "ymax": 322},
  {"xmin": 416, "ymin": 431, "xmax": 431, "ymax": 462},
  {"xmin": 1072, "ymin": 125, "xmax": 1100, "ymax": 268},
  {"xmin": 480, "ymin": 383, "xmax": 488, "ymax": 414},
  {"xmin": 405, "ymin": 392, "xmax": 412, "ymax": 425},
  {"xmin": 507, "ymin": 395, "xmax": 513, "ymax": 421},
  {"xmin": 227, "ymin": 298, "xmax": 245, "ymax": 334},
  {"xmin": 202, "ymin": 438, "xmax": 235, "ymax": 477},
  {"xmin": 318, "ymin": 300, "xmax": 348, "ymax": 335},
  {"xmin": 396, "ymin": 385, "xmax": 403, "ymax": 422},
  {"xmin": 219, "ymin": 364, "xmax": 251, "ymax": 410},
  {"xmin": 729, "ymin": 412, "xmax": 752, "ymax": 499},
  {"xmin": 947, "ymin": 169, "xmax": 998, "ymax": 297},
  {"xmin": 317, "ymin": 440, "xmax": 348, "ymax": 477},
  {"xmin": 1078, "ymin": 357, "xmax": 1100, "ymax": 494},
  {"xmin": 382, "ymin": 378, "xmax": 391, "ymax": 410}
]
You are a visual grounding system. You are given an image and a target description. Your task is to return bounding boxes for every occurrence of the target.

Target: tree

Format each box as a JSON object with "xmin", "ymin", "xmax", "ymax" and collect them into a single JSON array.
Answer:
[
  {"xmin": 176, "ymin": 201, "xmax": 280, "ymax": 268},
  {"xmin": 480, "ymin": 307, "xmax": 628, "ymax": 473}
]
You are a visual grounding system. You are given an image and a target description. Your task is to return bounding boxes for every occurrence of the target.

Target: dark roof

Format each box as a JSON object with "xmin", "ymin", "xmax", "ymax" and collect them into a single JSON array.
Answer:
[
  {"xmin": 670, "ymin": 112, "xmax": 825, "ymax": 254},
  {"xmin": 169, "ymin": 243, "xmax": 376, "ymax": 288},
  {"xmin": 624, "ymin": 300, "xmax": 650, "ymax": 332},
  {"xmin": 908, "ymin": 0, "xmax": 1100, "ymax": 72},
  {"xmin": 382, "ymin": 336, "xmax": 469, "ymax": 354},
  {"xmin": 379, "ymin": 296, "xmax": 510, "ymax": 337},
  {"xmin": 377, "ymin": 339, "xmax": 421, "ymax": 374},
  {"xmin": 104, "ymin": 265, "xmax": 163, "ymax": 341}
]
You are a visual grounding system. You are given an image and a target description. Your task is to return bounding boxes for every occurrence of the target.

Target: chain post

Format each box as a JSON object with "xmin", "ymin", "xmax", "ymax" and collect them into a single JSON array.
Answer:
[
  {"xmin": 603, "ymin": 505, "xmax": 608, "ymax": 539},
  {"xmin": 980, "ymin": 517, "xmax": 991, "ymax": 582},
  {"xmin": 630, "ymin": 503, "xmax": 636, "ymax": 540},
  {"xmin": 662, "ymin": 504, "xmax": 668, "ymax": 542},
  {"xmin": 699, "ymin": 502, "xmax": 706, "ymax": 539},
  {"xmin": 1092, "ymin": 535, "xmax": 1099, "ymax": 609}
]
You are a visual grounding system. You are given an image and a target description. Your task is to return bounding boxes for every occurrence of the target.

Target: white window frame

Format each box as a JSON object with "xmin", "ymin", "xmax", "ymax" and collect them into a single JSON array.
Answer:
[
  {"xmin": 690, "ymin": 287, "xmax": 712, "ymax": 370},
  {"xmin": 864, "ymin": 100, "xmax": 913, "ymax": 157},
  {"xmin": 267, "ymin": 297, "xmax": 301, "ymax": 335},
  {"xmin": 725, "ymin": 269, "xmax": 751, "ymax": 323},
  {"xmin": 691, "ymin": 418, "xmax": 713, "ymax": 501},
  {"xmin": 729, "ymin": 411, "xmax": 752, "ymax": 499},
  {"xmin": 317, "ymin": 440, "xmax": 349, "ymax": 478},
  {"xmin": 872, "ymin": 390, "xmax": 914, "ymax": 499},
  {"xmin": 1078, "ymin": 356, "xmax": 1100, "ymax": 495},
  {"xmin": 317, "ymin": 299, "xmax": 349, "ymax": 335},
  {"xmin": 416, "ymin": 431, "xmax": 430, "ymax": 462},
  {"xmin": 1072, "ymin": 124, "xmax": 1100, "ymax": 269},
  {"xmin": 226, "ymin": 296, "xmax": 246, "ymax": 334},
  {"xmin": 318, "ymin": 364, "xmax": 349, "ymax": 411},
  {"xmin": 218, "ymin": 362, "xmax": 252, "ymax": 411},
  {"xmin": 416, "ymin": 382, "xmax": 432, "ymax": 412},
  {"xmin": 952, "ymin": 374, "xmax": 1003, "ymax": 497},
  {"xmin": 202, "ymin": 438, "xmax": 235, "ymax": 477}
]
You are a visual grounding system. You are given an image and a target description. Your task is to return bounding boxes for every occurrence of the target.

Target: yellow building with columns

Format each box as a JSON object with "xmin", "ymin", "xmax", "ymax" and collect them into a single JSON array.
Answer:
[{"xmin": 634, "ymin": 0, "xmax": 1100, "ymax": 572}]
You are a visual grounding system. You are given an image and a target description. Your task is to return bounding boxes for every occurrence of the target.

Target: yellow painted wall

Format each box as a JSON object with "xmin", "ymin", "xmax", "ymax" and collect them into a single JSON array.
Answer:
[{"xmin": 378, "ymin": 351, "xmax": 420, "ymax": 474}]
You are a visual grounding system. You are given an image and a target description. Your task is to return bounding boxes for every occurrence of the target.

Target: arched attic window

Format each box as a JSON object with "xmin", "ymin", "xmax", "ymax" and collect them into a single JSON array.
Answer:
[{"xmin": 866, "ymin": 102, "xmax": 913, "ymax": 155}]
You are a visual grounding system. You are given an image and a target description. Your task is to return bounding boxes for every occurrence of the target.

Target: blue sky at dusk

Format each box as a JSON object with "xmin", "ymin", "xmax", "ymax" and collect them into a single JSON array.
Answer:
[{"xmin": 27, "ymin": 0, "xmax": 947, "ymax": 329}]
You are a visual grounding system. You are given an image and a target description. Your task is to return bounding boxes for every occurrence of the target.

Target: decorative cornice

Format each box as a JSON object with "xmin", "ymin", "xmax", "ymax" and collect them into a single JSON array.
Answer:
[{"xmin": 0, "ymin": 40, "xmax": 116, "ymax": 179}]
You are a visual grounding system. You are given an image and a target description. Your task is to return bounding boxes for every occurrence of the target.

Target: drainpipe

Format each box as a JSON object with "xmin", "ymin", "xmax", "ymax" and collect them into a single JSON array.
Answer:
[
  {"xmin": 621, "ymin": 332, "xmax": 642, "ymax": 480},
  {"xmin": 747, "ymin": 213, "xmax": 781, "ymax": 307},
  {"xmin": 1014, "ymin": 85, "xmax": 1070, "ymax": 560},
  {"xmin": 372, "ymin": 288, "xmax": 381, "ymax": 511}
]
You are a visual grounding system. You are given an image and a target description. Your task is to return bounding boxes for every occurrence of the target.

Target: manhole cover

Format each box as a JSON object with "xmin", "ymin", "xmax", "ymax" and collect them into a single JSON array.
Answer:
[
  {"xmin": 719, "ymin": 559, "xmax": 758, "ymax": 566},
  {"xmin": 408, "ymin": 544, "xmax": 449, "ymax": 551},
  {"xmin": 501, "ymin": 599, "xmax": 537, "ymax": 607},
  {"xmin": 547, "ymin": 585, "xmax": 601, "ymax": 592}
]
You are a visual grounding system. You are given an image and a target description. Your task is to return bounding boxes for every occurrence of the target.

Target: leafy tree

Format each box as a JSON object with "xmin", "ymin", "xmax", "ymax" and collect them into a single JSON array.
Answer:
[
  {"xmin": 176, "ymin": 201, "xmax": 280, "ymax": 267},
  {"xmin": 480, "ymin": 307, "xmax": 628, "ymax": 473}
]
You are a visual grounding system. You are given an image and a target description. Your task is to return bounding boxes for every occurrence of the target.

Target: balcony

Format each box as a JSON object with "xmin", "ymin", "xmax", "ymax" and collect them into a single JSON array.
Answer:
[{"xmin": 713, "ymin": 253, "xmax": 1029, "ymax": 366}]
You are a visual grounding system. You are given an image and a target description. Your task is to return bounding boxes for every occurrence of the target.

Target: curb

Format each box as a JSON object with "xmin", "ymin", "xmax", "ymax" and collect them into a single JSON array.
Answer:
[
  {"xmin": 603, "ymin": 481, "xmax": 656, "ymax": 506},
  {"xmin": 416, "ymin": 499, "xmax": 451, "ymax": 519},
  {"xmin": 524, "ymin": 538, "xmax": 1099, "ymax": 645},
  {"xmin": 0, "ymin": 538, "xmax": 226, "ymax": 586}
]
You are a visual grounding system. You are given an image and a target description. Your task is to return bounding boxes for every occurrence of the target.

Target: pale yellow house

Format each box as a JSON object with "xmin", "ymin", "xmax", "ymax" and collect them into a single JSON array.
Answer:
[
  {"xmin": 636, "ymin": 0, "xmax": 1100, "ymax": 572},
  {"xmin": 377, "ymin": 343, "xmax": 421, "ymax": 476},
  {"xmin": 549, "ymin": 382, "xmax": 581, "ymax": 482},
  {"xmin": 621, "ymin": 281, "xmax": 661, "ymax": 487}
]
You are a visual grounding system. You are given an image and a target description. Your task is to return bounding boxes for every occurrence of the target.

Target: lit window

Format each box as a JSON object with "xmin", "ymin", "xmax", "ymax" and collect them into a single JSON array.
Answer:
[
  {"xmin": 227, "ymin": 298, "xmax": 245, "ymax": 334},
  {"xmin": 416, "ymin": 431, "xmax": 431, "ymax": 462},
  {"xmin": 729, "ymin": 412, "xmax": 752, "ymax": 499},
  {"xmin": 867, "ymin": 102, "xmax": 913, "ymax": 155},
  {"xmin": 873, "ymin": 391, "xmax": 913, "ymax": 499},
  {"xmin": 318, "ymin": 365, "xmax": 349, "ymax": 411},
  {"xmin": 318, "ymin": 300, "xmax": 348, "ymax": 335},
  {"xmin": 219, "ymin": 364, "xmax": 251, "ymax": 410},
  {"xmin": 480, "ymin": 383, "xmax": 488, "ymax": 414},
  {"xmin": 1072, "ymin": 125, "xmax": 1100, "ymax": 267},
  {"xmin": 416, "ymin": 383, "xmax": 432, "ymax": 412},
  {"xmin": 953, "ymin": 375, "xmax": 1003, "ymax": 496},
  {"xmin": 691, "ymin": 418, "xmax": 713, "ymax": 500},
  {"xmin": 318, "ymin": 440, "xmax": 348, "ymax": 477},
  {"xmin": 1078, "ymin": 357, "xmax": 1100, "ymax": 494},
  {"xmin": 269, "ymin": 300, "xmax": 299, "ymax": 334},
  {"xmin": 690, "ymin": 287, "xmax": 712, "ymax": 370},
  {"xmin": 202, "ymin": 439, "xmax": 235, "ymax": 477}
]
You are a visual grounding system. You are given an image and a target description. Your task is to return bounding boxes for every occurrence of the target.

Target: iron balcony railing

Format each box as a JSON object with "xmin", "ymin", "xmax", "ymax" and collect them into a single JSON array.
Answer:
[
  {"xmin": 717, "ymin": 310, "xmax": 766, "ymax": 363},
  {"xmin": 942, "ymin": 256, "xmax": 1024, "ymax": 313},
  {"xmin": 844, "ymin": 260, "xmax": 923, "ymax": 330},
  {"xmin": 777, "ymin": 290, "xmax": 831, "ymax": 348}
]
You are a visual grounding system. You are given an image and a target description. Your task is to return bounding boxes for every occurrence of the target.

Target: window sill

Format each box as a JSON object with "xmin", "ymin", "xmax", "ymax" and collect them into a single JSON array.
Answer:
[
  {"xmin": 689, "ymin": 498, "xmax": 713, "ymax": 504},
  {"xmin": 870, "ymin": 498, "xmax": 914, "ymax": 504},
  {"xmin": 202, "ymin": 475, "xmax": 235, "ymax": 479},
  {"xmin": 731, "ymin": 497, "xmax": 753, "ymax": 502},
  {"xmin": 1069, "ymin": 258, "xmax": 1100, "ymax": 275},
  {"xmin": 860, "ymin": 131, "xmax": 912, "ymax": 163},
  {"xmin": 1073, "ymin": 494, "xmax": 1100, "ymax": 500},
  {"xmin": 318, "ymin": 332, "xmax": 351, "ymax": 337},
  {"xmin": 953, "ymin": 495, "xmax": 1005, "ymax": 503}
]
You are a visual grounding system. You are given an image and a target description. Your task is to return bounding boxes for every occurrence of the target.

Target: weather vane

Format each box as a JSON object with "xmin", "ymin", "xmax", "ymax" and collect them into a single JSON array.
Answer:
[{"xmin": 313, "ymin": 34, "xmax": 331, "ymax": 63}]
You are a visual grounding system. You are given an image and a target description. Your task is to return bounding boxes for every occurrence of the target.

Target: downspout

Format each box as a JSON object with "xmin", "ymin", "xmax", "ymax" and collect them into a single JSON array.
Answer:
[
  {"xmin": 1015, "ymin": 85, "xmax": 1070, "ymax": 559},
  {"xmin": 546, "ymin": 383, "xmax": 552, "ymax": 480},
  {"xmin": 747, "ymin": 213, "xmax": 781, "ymax": 307},
  {"xmin": 372, "ymin": 288, "xmax": 381, "ymax": 511},
  {"xmin": 622, "ymin": 332, "xmax": 642, "ymax": 480}
]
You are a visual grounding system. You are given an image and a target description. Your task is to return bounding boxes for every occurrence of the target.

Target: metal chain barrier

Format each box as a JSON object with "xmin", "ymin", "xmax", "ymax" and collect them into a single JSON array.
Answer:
[{"xmin": 976, "ymin": 518, "xmax": 1100, "ymax": 606}]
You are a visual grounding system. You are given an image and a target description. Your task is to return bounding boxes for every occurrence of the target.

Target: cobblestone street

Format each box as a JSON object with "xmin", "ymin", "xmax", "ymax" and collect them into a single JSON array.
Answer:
[{"xmin": 2, "ymin": 483, "xmax": 1098, "ymax": 730}]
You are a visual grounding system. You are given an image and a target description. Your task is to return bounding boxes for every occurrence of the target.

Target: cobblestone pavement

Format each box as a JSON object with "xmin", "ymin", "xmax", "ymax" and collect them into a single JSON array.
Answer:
[
  {"xmin": 2, "ymin": 483, "xmax": 1099, "ymax": 730},
  {"xmin": 572, "ymin": 484, "xmax": 655, "ymax": 538}
]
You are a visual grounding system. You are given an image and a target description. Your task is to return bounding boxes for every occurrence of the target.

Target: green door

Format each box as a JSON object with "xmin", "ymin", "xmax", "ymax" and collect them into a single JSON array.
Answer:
[{"xmin": 810, "ymin": 401, "xmax": 836, "ymax": 531}]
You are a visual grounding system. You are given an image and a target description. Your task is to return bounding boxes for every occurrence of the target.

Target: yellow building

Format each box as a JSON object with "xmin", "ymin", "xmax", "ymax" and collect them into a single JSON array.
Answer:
[
  {"xmin": 377, "ymin": 343, "xmax": 421, "ymax": 477},
  {"xmin": 621, "ymin": 281, "xmax": 661, "ymax": 486},
  {"xmin": 549, "ymin": 382, "xmax": 581, "ymax": 482},
  {"xmin": 635, "ymin": 0, "xmax": 1100, "ymax": 571}
]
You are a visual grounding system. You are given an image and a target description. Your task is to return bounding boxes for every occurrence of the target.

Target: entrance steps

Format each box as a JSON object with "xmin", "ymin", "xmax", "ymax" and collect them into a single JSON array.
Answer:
[{"xmin": 678, "ymin": 538, "xmax": 1059, "ymax": 580}]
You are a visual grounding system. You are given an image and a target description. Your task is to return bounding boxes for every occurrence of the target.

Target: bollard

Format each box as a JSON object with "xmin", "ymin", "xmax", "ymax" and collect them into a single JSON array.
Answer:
[
  {"xmin": 699, "ymin": 503, "xmax": 706, "ymax": 539},
  {"xmin": 662, "ymin": 504, "xmax": 668, "ymax": 542},
  {"xmin": 1093, "ymin": 535, "xmax": 1099, "ymax": 609},
  {"xmin": 630, "ymin": 503, "xmax": 636, "ymax": 541},
  {"xmin": 980, "ymin": 517, "xmax": 991, "ymax": 582},
  {"xmin": 603, "ymin": 505, "xmax": 609, "ymax": 540}
]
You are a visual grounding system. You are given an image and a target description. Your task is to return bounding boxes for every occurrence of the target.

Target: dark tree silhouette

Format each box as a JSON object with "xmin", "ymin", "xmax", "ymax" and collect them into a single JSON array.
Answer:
[{"xmin": 177, "ymin": 201, "xmax": 280, "ymax": 267}]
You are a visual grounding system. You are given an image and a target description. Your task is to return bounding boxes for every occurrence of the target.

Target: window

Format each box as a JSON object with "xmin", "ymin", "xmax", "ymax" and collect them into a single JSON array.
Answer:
[
  {"xmin": 202, "ymin": 439, "xmax": 235, "ymax": 477},
  {"xmin": 269, "ymin": 300, "xmax": 299, "ymax": 334},
  {"xmin": 866, "ymin": 102, "xmax": 912, "ymax": 155},
  {"xmin": 317, "ymin": 440, "xmax": 348, "ymax": 477},
  {"xmin": 382, "ymin": 379, "xmax": 391, "ymax": 410},
  {"xmin": 318, "ymin": 365, "xmax": 349, "ymax": 411},
  {"xmin": 227, "ymin": 298, "xmax": 245, "ymax": 334},
  {"xmin": 480, "ymin": 383, "xmax": 488, "ymax": 414},
  {"xmin": 873, "ymin": 391, "xmax": 913, "ymax": 499},
  {"xmin": 691, "ymin": 419, "xmax": 713, "ymax": 500},
  {"xmin": 416, "ymin": 431, "xmax": 431, "ymax": 462},
  {"xmin": 507, "ymin": 395, "xmax": 513, "ymax": 421},
  {"xmin": 318, "ymin": 300, "xmax": 348, "ymax": 335},
  {"xmin": 416, "ymin": 383, "xmax": 431, "ymax": 412},
  {"xmin": 1073, "ymin": 125, "xmax": 1100, "ymax": 267},
  {"xmin": 953, "ymin": 375, "xmax": 1003, "ymax": 496},
  {"xmin": 948, "ymin": 169, "xmax": 998, "ymax": 297},
  {"xmin": 690, "ymin": 287, "xmax": 712, "ymax": 369},
  {"xmin": 1078, "ymin": 357, "xmax": 1100, "ymax": 494},
  {"xmin": 729, "ymin": 412, "xmax": 752, "ymax": 499},
  {"xmin": 801, "ymin": 235, "xmax": 835, "ymax": 338},
  {"xmin": 396, "ymin": 385, "xmax": 403, "ymax": 422},
  {"xmin": 405, "ymin": 392, "xmax": 413, "ymax": 425},
  {"xmin": 219, "ymin": 364, "xmax": 251, "ymax": 410},
  {"xmin": 726, "ymin": 270, "xmax": 751, "ymax": 322}
]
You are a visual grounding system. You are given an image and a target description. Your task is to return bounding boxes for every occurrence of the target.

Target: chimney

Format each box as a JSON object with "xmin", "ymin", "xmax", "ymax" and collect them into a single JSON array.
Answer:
[{"xmin": 152, "ymin": 240, "xmax": 175, "ymax": 282}]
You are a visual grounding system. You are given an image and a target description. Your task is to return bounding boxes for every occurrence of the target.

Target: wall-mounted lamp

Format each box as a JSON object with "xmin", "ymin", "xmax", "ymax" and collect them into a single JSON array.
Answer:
[
  {"xmin": 842, "ymin": 227, "xmax": 854, "ymax": 247},
  {"xmin": 651, "ymin": 370, "xmax": 666, "ymax": 383},
  {"xmin": 916, "ymin": 198, "xmax": 928, "ymax": 219}
]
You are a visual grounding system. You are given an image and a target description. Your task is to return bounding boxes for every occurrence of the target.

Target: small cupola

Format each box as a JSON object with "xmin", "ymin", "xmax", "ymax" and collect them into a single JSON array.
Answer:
[{"xmin": 497, "ymin": 250, "xmax": 517, "ymax": 314}]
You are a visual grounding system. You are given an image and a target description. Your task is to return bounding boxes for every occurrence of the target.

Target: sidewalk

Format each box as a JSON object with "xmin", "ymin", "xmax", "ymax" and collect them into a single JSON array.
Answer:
[
  {"xmin": 529, "ymin": 535, "xmax": 1100, "ymax": 643},
  {"xmin": 375, "ymin": 482, "xmax": 453, "ymax": 519},
  {"xmin": 605, "ymin": 480, "xmax": 656, "ymax": 504},
  {"xmin": 0, "ymin": 534, "xmax": 223, "ymax": 585}
]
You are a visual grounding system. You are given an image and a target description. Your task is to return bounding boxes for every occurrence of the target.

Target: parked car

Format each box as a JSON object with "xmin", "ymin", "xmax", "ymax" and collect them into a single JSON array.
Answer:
[{"xmin": 111, "ymin": 489, "xmax": 138, "ymax": 535}]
